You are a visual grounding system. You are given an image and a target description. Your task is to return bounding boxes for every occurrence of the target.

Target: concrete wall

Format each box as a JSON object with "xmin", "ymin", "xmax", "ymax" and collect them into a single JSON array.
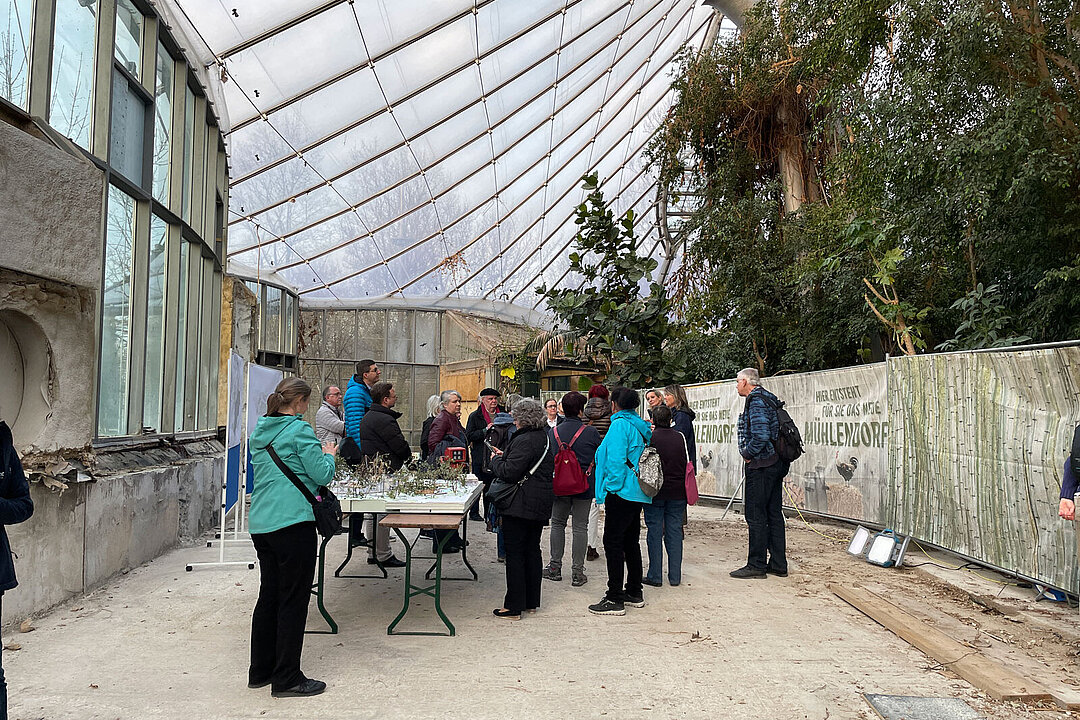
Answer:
[{"xmin": 3, "ymin": 452, "xmax": 224, "ymax": 624}]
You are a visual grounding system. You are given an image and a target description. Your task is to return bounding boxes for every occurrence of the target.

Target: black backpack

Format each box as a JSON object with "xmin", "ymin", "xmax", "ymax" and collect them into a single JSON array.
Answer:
[{"xmin": 763, "ymin": 395, "xmax": 804, "ymax": 463}]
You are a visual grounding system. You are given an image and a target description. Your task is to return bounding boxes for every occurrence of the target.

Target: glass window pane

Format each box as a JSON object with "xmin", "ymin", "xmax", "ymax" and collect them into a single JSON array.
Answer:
[
  {"xmin": 174, "ymin": 240, "xmax": 188, "ymax": 431},
  {"xmin": 98, "ymin": 185, "xmax": 135, "ymax": 436},
  {"xmin": 143, "ymin": 215, "xmax": 167, "ymax": 431},
  {"xmin": 414, "ymin": 365, "xmax": 439, "ymax": 431},
  {"xmin": 51, "ymin": 0, "xmax": 98, "ymax": 149},
  {"xmin": 114, "ymin": 0, "xmax": 143, "ymax": 80},
  {"xmin": 384, "ymin": 363, "xmax": 413, "ymax": 432},
  {"xmin": 181, "ymin": 85, "xmax": 194, "ymax": 222},
  {"xmin": 263, "ymin": 286, "xmax": 281, "ymax": 352},
  {"xmin": 153, "ymin": 43, "xmax": 173, "ymax": 204},
  {"xmin": 319, "ymin": 309, "xmax": 355, "ymax": 360},
  {"xmin": 386, "ymin": 310, "xmax": 413, "ymax": 363},
  {"xmin": 198, "ymin": 256, "xmax": 214, "ymax": 428},
  {"xmin": 110, "ymin": 69, "xmax": 147, "ymax": 185},
  {"xmin": 414, "ymin": 311, "xmax": 438, "ymax": 365},
  {"xmin": 357, "ymin": 310, "xmax": 385, "ymax": 360},
  {"xmin": 284, "ymin": 293, "xmax": 296, "ymax": 355},
  {"xmin": 0, "ymin": 0, "xmax": 32, "ymax": 109}
]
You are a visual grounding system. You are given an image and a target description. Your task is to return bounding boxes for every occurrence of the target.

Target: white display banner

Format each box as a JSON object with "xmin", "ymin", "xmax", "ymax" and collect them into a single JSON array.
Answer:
[
  {"xmin": 246, "ymin": 364, "xmax": 284, "ymax": 435},
  {"xmin": 686, "ymin": 363, "xmax": 890, "ymax": 525}
]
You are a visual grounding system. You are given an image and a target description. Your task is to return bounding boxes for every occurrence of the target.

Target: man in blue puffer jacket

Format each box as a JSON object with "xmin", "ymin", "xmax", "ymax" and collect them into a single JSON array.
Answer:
[
  {"xmin": 342, "ymin": 359, "xmax": 380, "ymax": 442},
  {"xmin": 588, "ymin": 387, "xmax": 653, "ymax": 617},
  {"xmin": 731, "ymin": 368, "xmax": 788, "ymax": 579}
]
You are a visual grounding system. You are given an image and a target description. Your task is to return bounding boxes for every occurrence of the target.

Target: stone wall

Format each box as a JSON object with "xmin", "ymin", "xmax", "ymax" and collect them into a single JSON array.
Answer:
[{"xmin": 3, "ymin": 449, "xmax": 224, "ymax": 624}]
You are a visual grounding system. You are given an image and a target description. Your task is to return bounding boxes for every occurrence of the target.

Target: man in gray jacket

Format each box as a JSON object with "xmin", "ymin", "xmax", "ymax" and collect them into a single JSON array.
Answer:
[{"xmin": 315, "ymin": 386, "xmax": 345, "ymax": 445}]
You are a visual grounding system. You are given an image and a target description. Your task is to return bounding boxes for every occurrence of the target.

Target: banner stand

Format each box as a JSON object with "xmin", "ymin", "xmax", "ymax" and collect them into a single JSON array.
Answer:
[
  {"xmin": 721, "ymin": 478, "xmax": 744, "ymax": 521},
  {"xmin": 187, "ymin": 353, "xmax": 256, "ymax": 572}
]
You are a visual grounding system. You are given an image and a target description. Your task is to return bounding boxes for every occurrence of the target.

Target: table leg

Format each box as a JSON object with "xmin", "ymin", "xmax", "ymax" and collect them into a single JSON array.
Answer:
[
  {"xmin": 335, "ymin": 513, "xmax": 388, "ymax": 579},
  {"xmin": 426, "ymin": 516, "xmax": 478, "ymax": 582},
  {"xmin": 308, "ymin": 533, "xmax": 338, "ymax": 634},
  {"xmin": 387, "ymin": 528, "xmax": 455, "ymax": 636}
]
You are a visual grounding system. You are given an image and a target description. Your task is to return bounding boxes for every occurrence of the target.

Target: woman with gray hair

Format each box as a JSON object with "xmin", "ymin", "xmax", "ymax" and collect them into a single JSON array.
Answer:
[
  {"xmin": 426, "ymin": 390, "xmax": 466, "ymax": 462},
  {"xmin": 488, "ymin": 399, "xmax": 555, "ymax": 619}
]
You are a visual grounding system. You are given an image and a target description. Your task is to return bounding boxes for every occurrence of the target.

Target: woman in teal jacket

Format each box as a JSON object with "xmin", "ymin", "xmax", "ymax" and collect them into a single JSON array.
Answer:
[
  {"xmin": 589, "ymin": 387, "xmax": 653, "ymax": 617},
  {"xmin": 247, "ymin": 377, "xmax": 336, "ymax": 698}
]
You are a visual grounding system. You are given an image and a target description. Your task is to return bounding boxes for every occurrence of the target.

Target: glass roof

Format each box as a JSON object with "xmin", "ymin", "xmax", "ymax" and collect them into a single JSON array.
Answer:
[{"xmin": 165, "ymin": 0, "xmax": 720, "ymax": 323}]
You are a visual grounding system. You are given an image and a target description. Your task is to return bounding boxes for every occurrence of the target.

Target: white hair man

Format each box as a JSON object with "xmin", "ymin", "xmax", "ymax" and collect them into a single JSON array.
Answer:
[
  {"xmin": 314, "ymin": 385, "xmax": 345, "ymax": 445},
  {"xmin": 731, "ymin": 368, "xmax": 789, "ymax": 579}
]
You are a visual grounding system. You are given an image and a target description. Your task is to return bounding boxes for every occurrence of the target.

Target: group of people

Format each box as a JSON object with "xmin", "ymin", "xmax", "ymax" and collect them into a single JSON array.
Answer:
[{"xmin": 238, "ymin": 364, "xmax": 812, "ymax": 696}]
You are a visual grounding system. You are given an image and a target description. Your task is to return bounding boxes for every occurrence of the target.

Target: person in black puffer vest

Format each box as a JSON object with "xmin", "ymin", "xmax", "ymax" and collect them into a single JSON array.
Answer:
[
  {"xmin": 0, "ymin": 420, "xmax": 34, "ymax": 718},
  {"xmin": 488, "ymin": 399, "xmax": 554, "ymax": 619}
]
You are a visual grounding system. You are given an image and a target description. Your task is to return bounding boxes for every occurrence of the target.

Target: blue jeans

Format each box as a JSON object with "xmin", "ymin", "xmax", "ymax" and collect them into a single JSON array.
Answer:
[{"xmin": 643, "ymin": 499, "xmax": 688, "ymax": 584}]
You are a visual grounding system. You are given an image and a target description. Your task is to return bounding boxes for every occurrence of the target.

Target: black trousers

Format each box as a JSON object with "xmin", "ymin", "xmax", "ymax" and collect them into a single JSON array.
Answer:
[
  {"xmin": 501, "ymin": 515, "xmax": 544, "ymax": 613},
  {"xmin": 250, "ymin": 522, "xmax": 317, "ymax": 691},
  {"xmin": 744, "ymin": 462, "xmax": 788, "ymax": 572},
  {"xmin": 602, "ymin": 493, "xmax": 644, "ymax": 602}
]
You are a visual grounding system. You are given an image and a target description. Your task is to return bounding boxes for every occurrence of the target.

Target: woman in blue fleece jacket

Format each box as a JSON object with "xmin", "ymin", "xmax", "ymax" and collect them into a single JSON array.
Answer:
[
  {"xmin": 247, "ymin": 377, "xmax": 336, "ymax": 699},
  {"xmin": 588, "ymin": 387, "xmax": 652, "ymax": 616}
]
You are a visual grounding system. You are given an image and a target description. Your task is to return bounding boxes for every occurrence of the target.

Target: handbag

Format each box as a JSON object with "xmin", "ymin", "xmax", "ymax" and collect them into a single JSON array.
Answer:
[
  {"xmin": 485, "ymin": 438, "xmax": 549, "ymax": 512},
  {"xmin": 267, "ymin": 444, "xmax": 343, "ymax": 538},
  {"xmin": 678, "ymin": 431, "xmax": 699, "ymax": 505}
]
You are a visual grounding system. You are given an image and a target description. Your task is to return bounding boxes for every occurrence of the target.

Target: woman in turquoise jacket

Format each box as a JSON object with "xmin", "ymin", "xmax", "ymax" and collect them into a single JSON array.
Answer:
[
  {"xmin": 247, "ymin": 377, "xmax": 336, "ymax": 698},
  {"xmin": 589, "ymin": 387, "xmax": 652, "ymax": 617}
]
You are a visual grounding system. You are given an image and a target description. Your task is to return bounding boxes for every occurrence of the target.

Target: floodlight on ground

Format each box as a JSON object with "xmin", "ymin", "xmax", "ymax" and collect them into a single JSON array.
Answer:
[
  {"xmin": 866, "ymin": 530, "xmax": 911, "ymax": 568},
  {"xmin": 847, "ymin": 525, "xmax": 872, "ymax": 557}
]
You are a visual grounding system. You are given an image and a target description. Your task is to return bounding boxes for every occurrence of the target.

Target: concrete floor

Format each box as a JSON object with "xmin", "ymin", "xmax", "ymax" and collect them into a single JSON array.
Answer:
[{"xmin": 3, "ymin": 505, "xmax": 1072, "ymax": 720}]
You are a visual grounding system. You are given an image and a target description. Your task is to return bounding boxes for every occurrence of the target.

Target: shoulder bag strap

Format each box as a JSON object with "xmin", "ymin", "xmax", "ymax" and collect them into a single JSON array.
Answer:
[
  {"xmin": 677, "ymin": 430, "xmax": 690, "ymax": 466},
  {"xmin": 625, "ymin": 423, "xmax": 647, "ymax": 469},
  {"xmin": 267, "ymin": 444, "xmax": 318, "ymax": 506},
  {"xmin": 525, "ymin": 437, "xmax": 550, "ymax": 479}
]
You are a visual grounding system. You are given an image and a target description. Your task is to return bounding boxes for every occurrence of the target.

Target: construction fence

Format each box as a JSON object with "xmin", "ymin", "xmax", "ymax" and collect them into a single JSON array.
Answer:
[{"xmin": 684, "ymin": 343, "xmax": 1080, "ymax": 593}]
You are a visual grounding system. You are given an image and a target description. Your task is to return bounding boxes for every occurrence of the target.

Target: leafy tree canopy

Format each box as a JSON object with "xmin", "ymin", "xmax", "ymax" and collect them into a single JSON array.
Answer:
[{"xmin": 649, "ymin": 0, "xmax": 1080, "ymax": 378}]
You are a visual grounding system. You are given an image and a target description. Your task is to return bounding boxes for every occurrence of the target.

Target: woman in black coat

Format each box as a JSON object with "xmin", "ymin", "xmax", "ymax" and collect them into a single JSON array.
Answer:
[
  {"xmin": 1, "ymin": 421, "xmax": 34, "ymax": 715},
  {"xmin": 488, "ymin": 399, "xmax": 554, "ymax": 619}
]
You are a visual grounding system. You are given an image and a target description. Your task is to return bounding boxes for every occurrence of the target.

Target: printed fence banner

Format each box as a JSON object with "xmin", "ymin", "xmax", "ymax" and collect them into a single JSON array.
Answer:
[
  {"xmin": 886, "ymin": 346, "xmax": 1080, "ymax": 593},
  {"xmin": 686, "ymin": 363, "xmax": 890, "ymax": 526},
  {"xmin": 245, "ymin": 364, "xmax": 284, "ymax": 493}
]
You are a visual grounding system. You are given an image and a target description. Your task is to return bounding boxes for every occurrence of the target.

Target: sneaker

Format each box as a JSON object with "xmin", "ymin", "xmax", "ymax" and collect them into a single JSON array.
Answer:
[
  {"xmin": 624, "ymin": 593, "xmax": 645, "ymax": 608},
  {"xmin": 586, "ymin": 546, "xmax": 600, "ymax": 561},
  {"xmin": 642, "ymin": 578, "xmax": 662, "ymax": 587},
  {"xmin": 271, "ymin": 678, "xmax": 326, "ymax": 698},
  {"xmin": 588, "ymin": 598, "xmax": 625, "ymax": 616},
  {"xmin": 729, "ymin": 565, "xmax": 767, "ymax": 579},
  {"xmin": 571, "ymin": 571, "xmax": 587, "ymax": 587},
  {"xmin": 542, "ymin": 565, "xmax": 562, "ymax": 581},
  {"xmin": 765, "ymin": 566, "xmax": 788, "ymax": 577}
]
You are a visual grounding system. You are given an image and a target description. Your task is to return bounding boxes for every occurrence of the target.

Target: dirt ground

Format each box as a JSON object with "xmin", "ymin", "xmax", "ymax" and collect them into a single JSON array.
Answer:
[{"xmin": 4, "ymin": 503, "xmax": 1077, "ymax": 720}]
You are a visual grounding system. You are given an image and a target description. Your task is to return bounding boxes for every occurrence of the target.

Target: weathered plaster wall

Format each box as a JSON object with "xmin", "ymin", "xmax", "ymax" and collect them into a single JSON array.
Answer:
[
  {"xmin": 3, "ymin": 452, "xmax": 224, "ymax": 624},
  {"xmin": 0, "ymin": 120, "xmax": 104, "ymax": 291},
  {"xmin": 0, "ymin": 120, "xmax": 103, "ymax": 453}
]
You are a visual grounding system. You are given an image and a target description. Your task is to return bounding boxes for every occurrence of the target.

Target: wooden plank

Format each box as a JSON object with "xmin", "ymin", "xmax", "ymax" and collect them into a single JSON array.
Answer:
[
  {"xmin": 830, "ymin": 584, "xmax": 1053, "ymax": 704},
  {"xmin": 880, "ymin": 586, "xmax": 1080, "ymax": 710},
  {"xmin": 380, "ymin": 513, "xmax": 463, "ymax": 530}
]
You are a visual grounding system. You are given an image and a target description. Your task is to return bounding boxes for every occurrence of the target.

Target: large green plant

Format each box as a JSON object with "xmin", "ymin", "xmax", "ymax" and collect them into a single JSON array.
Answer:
[
  {"xmin": 536, "ymin": 174, "xmax": 685, "ymax": 388},
  {"xmin": 649, "ymin": 0, "xmax": 1080, "ymax": 373}
]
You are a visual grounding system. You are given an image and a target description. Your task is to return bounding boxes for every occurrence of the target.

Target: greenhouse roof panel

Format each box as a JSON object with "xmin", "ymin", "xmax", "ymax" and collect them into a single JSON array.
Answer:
[{"xmin": 165, "ymin": 0, "xmax": 718, "ymax": 322}]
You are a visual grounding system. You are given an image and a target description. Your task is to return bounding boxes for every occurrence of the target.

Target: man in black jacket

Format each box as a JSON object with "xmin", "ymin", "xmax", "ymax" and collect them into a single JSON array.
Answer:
[
  {"xmin": 356, "ymin": 383, "xmax": 408, "ymax": 567},
  {"xmin": 0, "ymin": 421, "xmax": 33, "ymax": 718},
  {"xmin": 465, "ymin": 388, "xmax": 502, "ymax": 521}
]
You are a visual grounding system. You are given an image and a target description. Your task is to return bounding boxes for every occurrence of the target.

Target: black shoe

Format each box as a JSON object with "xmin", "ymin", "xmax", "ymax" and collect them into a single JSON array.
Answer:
[
  {"xmin": 586, "ymin": 546, "xmax": 600, "ymax": 561},
  {"xmin": 624, "ymin": 593, "xmax": 645, "ymax": 608},
  {"xmin": 271, "ymin": 679, "xmax": 326, "ymax": 698},
  {"xmin": 588, "ymin": 598, "xmax": 625, "ymax": 616},
  {"xmin": 642, "ymin": 578, "xmax": 662, "ymax": 587},
  {"xmin": 247, "ymin": 678, "xmax": 271, "ymax": 689},
  {"xmin": 765, "ymin": 567, "xmax": 788, "ymax": 577},
  {"xmin": 436, "ymin": 541, "xmax": 462, "ymax": 554},
  {"xmin": 371, "ymin": 556, "xmax": 407, "ymax": 568},
  {"xmin": 729, "ymin": 565, "xmax": 767, "ymax": 579},
  {"xmin": 469, "ymin": 512, "xmax": 484, "ymax": 522},
  {"xmin": 542, "ymin": 565, "xmax": 562, "ymax": 581}
]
